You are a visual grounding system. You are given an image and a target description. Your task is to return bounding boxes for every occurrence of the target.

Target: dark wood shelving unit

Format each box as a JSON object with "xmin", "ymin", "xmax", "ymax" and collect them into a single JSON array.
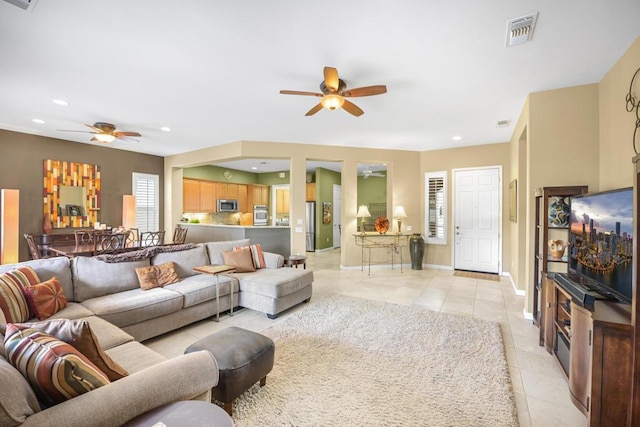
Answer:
[{"xmin": 534, "ymin": 186, "xmax": 588, "ymax": 341}]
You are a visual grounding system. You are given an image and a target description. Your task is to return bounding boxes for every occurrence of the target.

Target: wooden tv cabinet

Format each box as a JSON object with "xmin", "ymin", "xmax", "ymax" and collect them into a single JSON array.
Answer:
[{"xmin": 544, "ymin": 273, "xmax": 632, "ymax": 425}]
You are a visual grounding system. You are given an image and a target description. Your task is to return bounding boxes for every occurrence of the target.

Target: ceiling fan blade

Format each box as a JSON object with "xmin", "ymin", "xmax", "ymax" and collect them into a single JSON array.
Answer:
[
  {"xmin": 342, "ymin": 99, "xmax": 364, "ymax": 117},
  {"xmin": 343, "ymin": 85, "xmax": 388, "ymax": 97},
  {"xmin": 85, "ymin": 123, "xmax": 104, "ymax": 132},
  {"xmin": 305, "ymin": 103, "xmax": 323, "ymax": 116},
  {"xmin": 323, "ymin": 67, "xmax": 339, "ymax": 92},
  {"xmin": 280, "ymin": 90, "xmax": 323, "ymax": 97},
  {"xmin": 115, "ymin": 131, "xmax": 142, "ymax": 137}
]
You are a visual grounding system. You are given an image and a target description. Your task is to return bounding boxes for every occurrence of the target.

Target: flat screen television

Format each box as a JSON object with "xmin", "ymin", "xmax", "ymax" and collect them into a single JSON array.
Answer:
[{"xmin": 568, "ymin": 187, "xmax": 633, "ymax": 304}]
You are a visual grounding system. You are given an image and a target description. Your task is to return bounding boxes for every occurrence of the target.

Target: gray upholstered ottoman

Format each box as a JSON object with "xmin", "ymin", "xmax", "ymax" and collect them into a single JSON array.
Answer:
[{"xmin": 185, "ymin": 326, "xmax": 275, "ymax": 416}]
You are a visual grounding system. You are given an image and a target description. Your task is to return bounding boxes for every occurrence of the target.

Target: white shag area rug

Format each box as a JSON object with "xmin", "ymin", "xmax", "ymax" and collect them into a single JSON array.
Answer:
[{"xmin": 232, "ymin": 295, "xmax": 518, "ymax": 427}]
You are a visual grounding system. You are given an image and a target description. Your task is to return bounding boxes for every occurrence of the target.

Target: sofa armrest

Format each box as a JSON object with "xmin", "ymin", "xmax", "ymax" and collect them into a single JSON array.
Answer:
[
  {"xmin": 263, "ymin": 252, "xmax": 285, "ymax": 269},
  {"xmin": 22, "ymin": 351, "xmax": 219, "ymax": 427}
]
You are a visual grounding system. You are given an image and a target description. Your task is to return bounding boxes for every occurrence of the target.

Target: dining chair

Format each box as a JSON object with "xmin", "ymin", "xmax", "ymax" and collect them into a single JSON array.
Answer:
[
  {"xmin": 94, "ymin": 231, "xmax": 127, "ymax": 255},
  {"xmin": 139, "ymin": 231, "xmax": 165, "ymax": 247},
  {"xmin": 74, "ymin": 229, "xmax": 97, "ymax": 245},
  {"xmin": 125, "ymin": 228, "xmax": 139, "ymax": 247},
  {"xmin": 172, "ymin": 226, "xmax": 188, "ymax": 244},
  {"xmin": 24, "ymin": 234, "xmax": 51, "ymax": 260}
]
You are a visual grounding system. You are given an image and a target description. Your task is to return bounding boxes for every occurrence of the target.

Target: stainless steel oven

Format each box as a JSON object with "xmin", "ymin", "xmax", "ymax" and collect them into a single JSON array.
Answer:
[{"xmin": 253, "ymin": 205, "xmax": 268, "ymax": 226}]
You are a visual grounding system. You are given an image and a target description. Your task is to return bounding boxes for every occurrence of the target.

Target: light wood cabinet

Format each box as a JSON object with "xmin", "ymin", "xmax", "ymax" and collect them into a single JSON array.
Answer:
[
  {"xmin": 306, "ymin": 183, "xmax": 316, "ymax": 201},
  {"xmin": 275, "ymin": 187, "xmax": 290, "ymax": 213},
  {"xmin": 183, "ymin": 179, "xmax": 201, "ymax": 212},
  {"xmin": 199, "ymin": 180, "xmax": 217, "ymax": 212},
  {"xmin": 238, "ymin": 184, "xmax": 248, "ymax": 213},
  {"xmin": 226, "ymin": 183, "xmax": 239, "ymax": 199},
  {"xmin": 249, "ymin": 184, "xmax": 269, "ymax": 206},
  {"xmin": 216, "ymin": 182, "xmax": 228, "ymax": 199}
]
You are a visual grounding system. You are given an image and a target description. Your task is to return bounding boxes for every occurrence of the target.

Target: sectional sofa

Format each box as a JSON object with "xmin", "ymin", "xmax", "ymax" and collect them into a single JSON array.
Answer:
[{"xmin": 0, "ymin": 239, "xmax": 314, "ymax": 426}]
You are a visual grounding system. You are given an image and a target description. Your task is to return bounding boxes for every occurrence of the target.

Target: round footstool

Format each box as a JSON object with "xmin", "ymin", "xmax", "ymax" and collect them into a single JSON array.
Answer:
[{"xmin": 185, "ymin": 326, "xmax": 275, "ymax": 416}]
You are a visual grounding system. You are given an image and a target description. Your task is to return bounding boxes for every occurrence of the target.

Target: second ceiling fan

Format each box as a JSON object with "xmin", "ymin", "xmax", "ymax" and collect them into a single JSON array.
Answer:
[{"xmin": 280, "ymin": 66, "xmax": 387, "ymax": 117}]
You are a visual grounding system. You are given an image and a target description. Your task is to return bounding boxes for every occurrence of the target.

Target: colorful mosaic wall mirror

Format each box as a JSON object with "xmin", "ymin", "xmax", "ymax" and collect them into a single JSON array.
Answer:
[{"xmin": 43, "ymin": 159, "xmax": 101, "ymax": 228}]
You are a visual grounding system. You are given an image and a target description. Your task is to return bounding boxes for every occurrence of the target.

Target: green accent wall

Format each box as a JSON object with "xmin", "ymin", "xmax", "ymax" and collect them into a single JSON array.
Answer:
[
  {"xmin": 183, "ymin": 165, "xmax": 258, "ymax": 183},
  {"xmin": 257, "ymin": 171, "xmax": 290, "ymax": 185},
  {"xmin": 315, "ymin": 168, "xmax": 341, "ymax": 250},
  {"xmin": 357, "ymin": 175, "xmax": 387, "ymax": 207}
]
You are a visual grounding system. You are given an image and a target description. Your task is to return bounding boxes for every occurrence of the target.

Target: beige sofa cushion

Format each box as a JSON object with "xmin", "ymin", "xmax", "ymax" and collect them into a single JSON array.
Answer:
[
  {"xmin": 151, "ymin": 244, "xmax": 209, "ymax": 278},
  {"xmin": 0, "ymin": 257, "xmax": 73, "ymax": 303},
  {"xmin": 0, "ymin": 356, "xmax": 41, "ymax": 426},
  {"xmin": 205, "ymin": 239, "xmax": 250, "ymax": 265},
  {"xmin": 164, "ymin": 274, "xmax": 235, "ymax": 308},
  {"xmin": 80, "ymin": 287, "xmax": 183, "ymax": 328},
  {"xmin": 235, "ymin": 268, "xmax": 314, "ymax": 298},
  {"xmin": 72, "ymin": 257, "xmax": 151, "ymax": 301}
]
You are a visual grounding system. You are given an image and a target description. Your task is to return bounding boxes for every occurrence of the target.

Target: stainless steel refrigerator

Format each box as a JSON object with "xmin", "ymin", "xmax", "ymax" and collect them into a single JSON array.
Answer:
[{"xmin": 305, "ymin": 201, "xmax": 315, "ymax": 252}]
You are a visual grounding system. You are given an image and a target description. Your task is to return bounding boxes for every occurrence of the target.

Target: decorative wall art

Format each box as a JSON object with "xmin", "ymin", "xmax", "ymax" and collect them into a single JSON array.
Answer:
[
  {"xmin": 509, "ymin": 179, "xmax": 517, "ymax": 223},
  {"xmin": 44, "ymin": 159, "xmax": 101, "ymax": 228},
  {"xmin": 322, "ymin": 202, "xmax": 332, "ymax": 224}
]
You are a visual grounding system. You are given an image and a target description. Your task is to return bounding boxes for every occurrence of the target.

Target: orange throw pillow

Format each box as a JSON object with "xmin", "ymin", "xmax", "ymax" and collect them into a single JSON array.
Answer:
[{"xmin": 23, "ymin": 277, "xmax": 68, "ymax": 320}]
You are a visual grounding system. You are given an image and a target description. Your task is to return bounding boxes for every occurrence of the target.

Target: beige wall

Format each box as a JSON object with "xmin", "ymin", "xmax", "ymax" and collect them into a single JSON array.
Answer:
[
  {"xmin": 420, "ymin": 143, "xmax": 511, "ymax": 270},
  {"xmin": 599, "ymin": 36, "xmax": 640, "ymax": 190},
  {"xmin": 0, "ymin": 129, "xmax": 164, "ymax": 261},
  {"xmin": 165, "ymin": 141, "xmax": 421, "ymax": 267}
]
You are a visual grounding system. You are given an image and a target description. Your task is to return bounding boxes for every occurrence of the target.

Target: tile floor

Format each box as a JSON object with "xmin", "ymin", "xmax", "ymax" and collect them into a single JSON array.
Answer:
[{"xmin": 145, "ymin": 249, "xmax": 587, "ymax": 427}]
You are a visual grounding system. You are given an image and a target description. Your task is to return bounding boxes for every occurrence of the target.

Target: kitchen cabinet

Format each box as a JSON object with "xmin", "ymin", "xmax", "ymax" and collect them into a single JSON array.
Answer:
[
  {"xmin": 183, "ymin": 179, "xmax": 201, "ymax": 212},
  {"xmin": 199, "ymin": 180, "xmax": 217, "ymax": 212},
  {"xmin": 216, "ymin": 182, "xmax": 228, "ymax": 199},
  {"xmin": 226, "ymin": 183, "xmax": 239, "ymax": 199},
  {"xmin": 276, "ymin": 187, "xmax": 290, "ymax": 213},
  {"xmin": 306, "ymin": 183, "xmax": 316, "ymax": 201},
  {"xmin": 249, "ymin": 184, "xmax": 269, "ymax": 206},
  {"xmin": 238, "ymin": 184, "xmax": 248, "ymax": 213}
]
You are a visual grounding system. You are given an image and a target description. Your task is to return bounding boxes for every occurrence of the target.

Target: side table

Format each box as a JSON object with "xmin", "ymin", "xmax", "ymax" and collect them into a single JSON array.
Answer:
[
  {"xmin": 193, "ymin": 264, "xmax": 236, "ymax": 322},
  {"xmin": 285, "ymin": 255, "xmax": 307, "ymax": 269}
]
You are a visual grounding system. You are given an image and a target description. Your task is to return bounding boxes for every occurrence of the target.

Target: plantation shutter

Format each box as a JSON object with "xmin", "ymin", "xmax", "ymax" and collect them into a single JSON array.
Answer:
[
  {"xmin": 425, "ymin": 172, "xmax": 447, "ymax": 245},
  {"xmin": 132, "ymin": 173, "xmax": 159, "ymax": 233}
]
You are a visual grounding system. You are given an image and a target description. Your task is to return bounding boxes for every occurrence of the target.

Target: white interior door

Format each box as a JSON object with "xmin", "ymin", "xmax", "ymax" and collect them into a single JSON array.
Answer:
[
  {"xmin": 333, "ymin": 184, "xmax": 341, "ymax": 248},
  {"xmin": 453, "ymin": 168, "xmax": 500, "ymax": 273}
]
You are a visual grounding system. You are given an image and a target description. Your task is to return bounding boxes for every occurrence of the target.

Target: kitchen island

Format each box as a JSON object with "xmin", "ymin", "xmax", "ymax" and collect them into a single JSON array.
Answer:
[{"xmin": 180, "ymin": 224, "xmax": 290, "ymax": 256}]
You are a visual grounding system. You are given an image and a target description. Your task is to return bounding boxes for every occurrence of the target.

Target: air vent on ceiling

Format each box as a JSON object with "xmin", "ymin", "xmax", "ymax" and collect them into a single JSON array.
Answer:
[
  {"xmin": 496, "ymin": 120, "xmax": 511, "ymax": 128},
  {"xmin": 2, "ymin": 0, "xmax": 38, "ymax": 11},
  {"xmin": 505, "ymin": 12, "xmax": 538, "ymax": 47}
]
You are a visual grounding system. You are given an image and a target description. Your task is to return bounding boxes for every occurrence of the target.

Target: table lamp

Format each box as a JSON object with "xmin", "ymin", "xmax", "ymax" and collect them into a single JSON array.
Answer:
[
  {"xmin": 357, "ymin": 205, "xmax": 371, "ymax": 234},
  {"xmin": 393, "ymin": 206, "xmax": 407, "ymax": 234}
]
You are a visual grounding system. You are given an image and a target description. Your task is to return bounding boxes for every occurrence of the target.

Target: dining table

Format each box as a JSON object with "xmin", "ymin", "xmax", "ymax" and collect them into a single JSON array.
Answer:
[{"xmin": 46, "ymin": 243, "xmax": 97, "ymax": 258}]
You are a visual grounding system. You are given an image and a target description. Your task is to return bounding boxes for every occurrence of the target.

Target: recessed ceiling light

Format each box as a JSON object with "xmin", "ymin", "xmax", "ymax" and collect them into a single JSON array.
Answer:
[
  {"xmin": 52, "ymin": 99, "xmax": 69, "ymax": 106},
  {"xmin": 160, "ymin": 126, "xmax": 171, "ymax": 132},
  {"xmin": 32, "ymin": 119, "xmax": 45, "ymax": 124},
  {"xmin": 452, "ymin": 135, "xmax": 462, "ymax": 141},
  {"xmin": 251, "ymin": 167, "xmax": 258, "ymax": 170}
]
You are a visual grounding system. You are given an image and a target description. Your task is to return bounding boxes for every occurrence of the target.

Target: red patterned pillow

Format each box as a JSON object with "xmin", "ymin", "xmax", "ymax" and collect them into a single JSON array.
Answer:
[
  {"xmin": 234, "ymin": 244, "xmax": 266, "ymax": 269},
  {"xmin": 4, "ymin": 324, "xmax": 110, "ymax": 408},
  {"xmin": 23, "ymin": 277, "xmax": 68, "ymax": 320},
  {"xmin": 0, "ymin": 267, "xmax": 41, "ymax": 322}
]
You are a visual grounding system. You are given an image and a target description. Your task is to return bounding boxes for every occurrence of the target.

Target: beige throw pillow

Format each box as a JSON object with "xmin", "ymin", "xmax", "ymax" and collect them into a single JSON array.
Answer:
[
  {"xmin": 135, "ymin": 262, "xmax": 180, "ymax": 290},
  {"xmin": 222, "ymin": 248, "xmax": 256, "ymax": 272}
]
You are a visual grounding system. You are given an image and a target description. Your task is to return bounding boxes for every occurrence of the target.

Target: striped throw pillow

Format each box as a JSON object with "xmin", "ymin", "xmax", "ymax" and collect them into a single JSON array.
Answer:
[
  {"xmin": 23, "ymin": 277, "xmax": 68, "ymax": 320},
  {"xmin": 0, "ymin": 267, "xmax": 41, "ymax": 322},
  {"xmin": 4, "ymin": 324, "xmax": 110, "ymax": 408},
  {"xmin": 235, "ymin": 244, "xmax": 266, "ymax": 269}
]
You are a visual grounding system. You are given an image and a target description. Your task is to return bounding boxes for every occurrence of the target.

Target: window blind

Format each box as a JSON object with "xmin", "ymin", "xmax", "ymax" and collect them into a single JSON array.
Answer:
[
  {"xmin": 425, "ymin": 172, "xmax": 447, "ymax": 245},
  {"xmin": 132, "ymin": 173, "xmax": 159, "ymax": 233}
]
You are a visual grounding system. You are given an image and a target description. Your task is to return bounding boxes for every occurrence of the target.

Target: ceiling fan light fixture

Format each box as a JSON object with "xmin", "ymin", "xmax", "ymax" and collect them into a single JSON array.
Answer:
[
  {"xmin": 320, "ymin": 94, "xmax": 345, "ymax": 111},
  {"xmin": 94, "ymin": 133, "xmax": 115, "ymax": 143}
]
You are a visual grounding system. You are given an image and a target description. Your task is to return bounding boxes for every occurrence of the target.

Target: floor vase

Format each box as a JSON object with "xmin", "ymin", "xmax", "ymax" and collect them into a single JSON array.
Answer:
[{"xmin": 410, "ymin": 234, "xmax": 424, "ymax": 270}]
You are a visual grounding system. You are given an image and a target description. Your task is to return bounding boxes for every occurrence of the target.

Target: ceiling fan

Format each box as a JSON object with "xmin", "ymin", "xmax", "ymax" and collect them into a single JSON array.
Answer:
[
  {"xmin": 359, "ymin": 168, "xmax": 386, "ymax": 179},
  {"xmin": 280, "ymin": 66, "xmax": 387, "ymax": 117},
  {"xmin": 60, "ymin": 122, "xmax": 142, "ymax": 143}
]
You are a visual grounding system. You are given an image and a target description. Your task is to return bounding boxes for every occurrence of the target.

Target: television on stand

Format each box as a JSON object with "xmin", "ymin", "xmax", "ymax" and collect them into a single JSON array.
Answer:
[{"xmin": 566, "ymin": 187, "xmax": 633, "ymax": 304}]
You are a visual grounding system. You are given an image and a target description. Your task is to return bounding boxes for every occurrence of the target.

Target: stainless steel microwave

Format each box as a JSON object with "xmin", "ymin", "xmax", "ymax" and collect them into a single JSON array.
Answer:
[{"xmin": 217, "ymin": 199, "xmax": 239, "ymax": 212}]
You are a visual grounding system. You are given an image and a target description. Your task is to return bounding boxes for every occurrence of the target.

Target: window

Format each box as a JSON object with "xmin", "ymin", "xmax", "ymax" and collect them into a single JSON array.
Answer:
[
  {"xmin": 132, "ymin": 173, "xmax": 159, "ymax": 233},
  {"xmin": 425, "ymin": 171, "xmax": 447, "ymax": 245}
]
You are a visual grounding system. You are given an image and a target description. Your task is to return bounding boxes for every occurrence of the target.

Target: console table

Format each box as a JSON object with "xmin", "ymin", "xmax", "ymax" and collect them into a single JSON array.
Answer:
[{"xmin": 353, "ymin": 233, "xmax": 409, "ymax": 274}]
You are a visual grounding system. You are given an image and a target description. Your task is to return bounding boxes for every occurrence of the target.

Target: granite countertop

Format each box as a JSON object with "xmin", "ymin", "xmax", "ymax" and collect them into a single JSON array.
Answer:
[{"xmin": 179, "ymin": 223, "xmax": 289, "ymax": 229}]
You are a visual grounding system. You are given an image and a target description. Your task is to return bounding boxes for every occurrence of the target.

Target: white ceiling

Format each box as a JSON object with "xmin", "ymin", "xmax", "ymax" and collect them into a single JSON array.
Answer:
[{"xmin": 1, "ymin": 0, "xmax": 639, "ymax": 167}]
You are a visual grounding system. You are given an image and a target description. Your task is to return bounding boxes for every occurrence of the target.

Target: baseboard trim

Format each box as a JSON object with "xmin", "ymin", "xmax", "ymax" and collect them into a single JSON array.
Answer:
[{"xmin": 502, "ymin": 272, "xmax": 525, "ymax": 296}]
